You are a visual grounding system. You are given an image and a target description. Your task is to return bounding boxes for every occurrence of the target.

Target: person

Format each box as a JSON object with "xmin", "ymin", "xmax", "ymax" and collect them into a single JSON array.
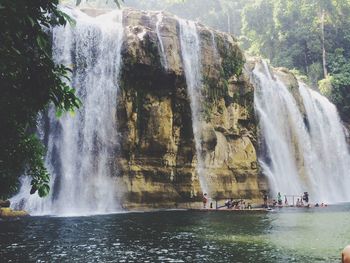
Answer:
[
  {"xmin": 284, "ymin": 196, "xmax": 288, "ymax": 206},
  {"xmin": 296, "ymin": 198, "xmax": 300, "ymax": 207},
  {"xmin": 202, "ymin": 193, "xmax": 208, "ymax": 209},
  {"xmin": 263, "ymin": 193, "xmax": 268, "ymax": 208},
  {"xmin": 277, "ymin": 192, "xmax": 282, "ymax": 206},
  {"xmin": 238, "ymin": 199, "xmax": 244, "ymax": 210},
  {"xmin": 300, "ymin": 199, "xmax": 304, "ymax": 207},
  {"xmin": 303, "ymin": 192, "xmax": 309, "ymax": 203},
  {"xmin": 225, "ymin": 198, "xmax": 233, "ymax": 209},
  {"xmin": 272, "ymin": 199, "xmax": 277, "ymax": 207},
  {"xmin": 342, "ymin": 245, "xmax": 350, "ymax": 263}
]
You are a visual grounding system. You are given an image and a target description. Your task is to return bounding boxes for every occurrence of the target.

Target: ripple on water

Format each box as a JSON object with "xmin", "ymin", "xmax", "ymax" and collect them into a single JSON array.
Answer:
[{"xmin": 0, "ymin": 209, "xmax": 348, "ymax": 262}]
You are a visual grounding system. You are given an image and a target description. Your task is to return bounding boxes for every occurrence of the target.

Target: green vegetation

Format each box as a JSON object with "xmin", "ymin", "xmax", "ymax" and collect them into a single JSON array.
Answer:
[
  {"xmin": 241, "ymin": 0, "xmax": 350, "ymax": 122},
  {"xmin": 124, "ymin": 0, "xmax": 253, "ymax": 36},
  {"xmin": 0, "ymin": 0, "xmax": 81, "ymax": 198}
]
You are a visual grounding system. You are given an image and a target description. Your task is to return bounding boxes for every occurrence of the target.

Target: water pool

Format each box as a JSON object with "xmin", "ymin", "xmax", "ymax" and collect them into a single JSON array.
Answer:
[{"xmin": 1, "ymin": 205, "xmax": 349, "ymax": 262}]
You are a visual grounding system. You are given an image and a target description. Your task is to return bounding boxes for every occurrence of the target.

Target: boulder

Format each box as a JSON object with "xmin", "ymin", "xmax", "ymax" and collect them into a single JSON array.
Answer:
[
  {"xmin": 0, "ymin": 208, "xmax": 28, "ymax": 217},
  {"xmin": 0, "ymin": 200, "xmax": 10, "ymax": 208}
]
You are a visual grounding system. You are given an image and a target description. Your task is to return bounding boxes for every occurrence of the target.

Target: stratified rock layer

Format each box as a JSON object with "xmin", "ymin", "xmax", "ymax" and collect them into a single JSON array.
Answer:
[
  {"xmin": 113, "ymin": 9, "xmax": 264, "ymax": 209},
  {"xmin": 113, "ymin": 10, "xmax": 261, "ymax": 208}
]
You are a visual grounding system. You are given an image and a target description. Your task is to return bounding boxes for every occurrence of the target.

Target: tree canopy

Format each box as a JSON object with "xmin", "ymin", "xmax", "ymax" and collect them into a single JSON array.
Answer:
[{"xmin": 241, "ymin": 0, "xmax": 350, "ymax": 122}]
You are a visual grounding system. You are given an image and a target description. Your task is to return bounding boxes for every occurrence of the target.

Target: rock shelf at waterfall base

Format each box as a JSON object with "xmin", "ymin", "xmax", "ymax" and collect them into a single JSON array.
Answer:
[
  {"xmin": 0, "ymin": 208, "xmax": 28, "ymax": 218},
  {"xmin": 0, "ymin": 200, "xmax": 28, "ymax": 218}
]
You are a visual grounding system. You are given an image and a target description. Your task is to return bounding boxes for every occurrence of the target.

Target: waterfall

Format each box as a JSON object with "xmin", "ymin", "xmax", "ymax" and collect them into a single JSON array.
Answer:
[
  {"xmin": 210, "ymin": 30, "xmax": 219, "ymax": 61},
  {"xmin": 298, "ymin": 83, "xmax": 350, "ymax": 202},
  {"xmin": 178, "ymin": 19, "xmax": 208, "ymax": 195},
  {"xmin": 156, "ymin": 12, "xmax": 168, "ymax": 70},
  {"xmin": 253, "ymin": 60, "xmax": 350, "ymax": 203},
  {"xmin": 11, "ymin": 6, "xmax": 124, "ymax": 216}
]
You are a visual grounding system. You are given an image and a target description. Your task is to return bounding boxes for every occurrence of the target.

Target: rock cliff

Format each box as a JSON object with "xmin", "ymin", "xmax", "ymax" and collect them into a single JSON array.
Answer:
[{"xmin": 114, "ymin": 9, "xmax": 264, "ymax": 208}]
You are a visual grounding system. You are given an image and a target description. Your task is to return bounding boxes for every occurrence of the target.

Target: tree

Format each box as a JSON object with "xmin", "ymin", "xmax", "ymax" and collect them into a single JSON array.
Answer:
[
  {"xmin": 241, "ymin": 0, "xmax": 277, "ymax": 59},
  {"xmin": 0, "ymin": 0, "xmax": 81, "ymax": 199}
]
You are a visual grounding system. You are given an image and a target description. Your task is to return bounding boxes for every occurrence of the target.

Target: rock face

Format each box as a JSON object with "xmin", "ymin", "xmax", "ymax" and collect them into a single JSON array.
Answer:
[{"xmin": 114, "ymin": 9, "xmax": 264, "ymax": 208}]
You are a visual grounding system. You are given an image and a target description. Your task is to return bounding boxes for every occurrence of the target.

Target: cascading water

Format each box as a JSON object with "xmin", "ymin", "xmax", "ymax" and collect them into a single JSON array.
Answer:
[
  {"xmin": 253, "ymin": 61, "xmax": 307, "ymax": 200},
  {"xmin": 178, "ymin": 19, "xmax": 208, "ymax": 195},
  {"xmin": 156, "ymin": 12, "xmax": 168, "ymax": 70},
  {"xmin": 210, "ymin": 30, "xmax": 219, "ymax": 60},
  {"xmin": 253, "ymin": 60, "xmax": 350, "ymax": 203},
  {"xmin": 298, "ymin": 84, "xmax": 350, "ymax": 202},
  {"xmin": 11, "ymin": 6, "xmax": 124, "ymax": 215}
]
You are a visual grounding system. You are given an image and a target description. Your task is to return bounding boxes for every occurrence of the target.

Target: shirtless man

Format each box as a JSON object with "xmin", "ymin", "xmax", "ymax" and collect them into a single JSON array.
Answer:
[{"xmin": 342, "ymin": 245, "xmax": 350, "ymax": 263}]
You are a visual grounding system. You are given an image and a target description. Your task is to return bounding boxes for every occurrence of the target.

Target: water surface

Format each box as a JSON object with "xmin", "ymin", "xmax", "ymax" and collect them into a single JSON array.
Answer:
[{"xmin": 1, "ymin": 205, "xmax": 349, "ymax": 262}]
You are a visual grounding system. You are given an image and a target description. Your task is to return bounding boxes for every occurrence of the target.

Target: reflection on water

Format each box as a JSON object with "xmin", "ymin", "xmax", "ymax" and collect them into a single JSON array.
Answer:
[{"xmin": 1, "ymin": 205, "xmax": 349, "ymax": 262}]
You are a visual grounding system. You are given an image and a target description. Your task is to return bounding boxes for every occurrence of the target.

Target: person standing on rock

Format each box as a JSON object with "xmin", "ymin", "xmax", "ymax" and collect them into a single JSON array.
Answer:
[
  {"xmin": 277, "ymin": 192, "xmax": 282, "ymax": 206},
  {"xmin": 303, "ymin": 192, "xmax": 309, "ymax": 204},
  {"xmin": 202, "ymin": 193, "xmax": 208, "ymax": 209},
  {"xmin": 263, "ymin": 193, "xmax": 268, "ymax": 208}
]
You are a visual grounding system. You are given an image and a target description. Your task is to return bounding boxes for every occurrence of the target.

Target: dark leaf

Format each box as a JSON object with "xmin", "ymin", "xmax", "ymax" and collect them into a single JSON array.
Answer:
[{"xmin": 30, "ymin": 186, "xmax": 37, "ymax": 195}]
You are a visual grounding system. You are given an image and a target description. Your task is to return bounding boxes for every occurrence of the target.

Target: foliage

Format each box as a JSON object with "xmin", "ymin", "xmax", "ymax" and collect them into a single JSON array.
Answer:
[
  {"xmin": 319, "ymin": 75, "xmax": 333, "ymax": 98},
  {"xmin": 241, "ymin": 0, "xmax": 350, "ymax": 122},
  {"xmin": 124, "ymin": 0, "xmax": 254, "ymax": 36},
  {"xmin": 327, "ymin": 49, "xmax": 350, "ymax": 121},
  {"xmin": 0, "ymin": 0, "xmax": 81, "ymax": 199}
]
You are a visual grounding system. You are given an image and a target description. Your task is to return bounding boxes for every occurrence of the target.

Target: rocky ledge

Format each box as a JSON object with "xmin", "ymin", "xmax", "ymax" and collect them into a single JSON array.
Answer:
[{"xmin": 0, "ymin": 200, "xmax": 28, "ymax": 218}]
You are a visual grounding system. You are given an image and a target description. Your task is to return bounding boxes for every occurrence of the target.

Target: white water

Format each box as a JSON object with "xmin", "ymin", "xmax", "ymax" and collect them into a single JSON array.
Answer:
[
  {"xmin": 11, "ymin": 7, "xmax": 124, "ymax": 216},
  {"xmin": 210, "ymin": 30, "xmax": 219, "ymax": 61},
  {"xmin": 298, "ymin": 84, "xmax": 350, "ymax": 202},
  {"xmin": 178, "ymin": 19, "xmax": 208, "ymax": 195},
  {"xmin": 253, "ymin": 61, "xmax": 350, "ymax": 203},
  {"xmin": 156, "ymin": 12, "xmax": 168, "ymax": 70}
]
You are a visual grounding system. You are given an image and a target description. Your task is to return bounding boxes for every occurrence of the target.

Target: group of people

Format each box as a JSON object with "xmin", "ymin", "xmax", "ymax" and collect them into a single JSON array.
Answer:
[
  {"xmin": 202, "ymin": 193, "xmax": 252, "ymax": 210},
  {"xmin": 202, "ymin": 191, "xmax": 327, "ymax": 210},
  {"xmin": 220, "ymin": 198, "xmax": 252, "ymax": 210},
  {"xmin": 263, "ymin": 191, "xmax": 312, "ymax": 208}
]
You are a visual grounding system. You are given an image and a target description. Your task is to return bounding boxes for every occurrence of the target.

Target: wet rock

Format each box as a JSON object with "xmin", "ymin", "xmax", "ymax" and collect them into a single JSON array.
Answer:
[
  {"xmin": 0, "ymin": 208, "xmax": 28, "ymax": 217},
  {"xmin": 0, "ymin": 199, "xmax": 10, "ymax": 208}
]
